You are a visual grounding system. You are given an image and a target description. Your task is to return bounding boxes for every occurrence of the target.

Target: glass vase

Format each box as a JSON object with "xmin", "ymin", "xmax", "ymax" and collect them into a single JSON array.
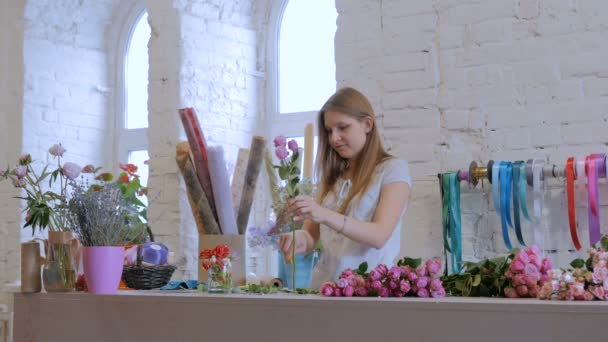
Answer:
[
  {"xmin": 207, "ymin": 262, "xmax": 232, "ymax": 294},
  {"xmin": 43, "ymin": 231, "xmax": 76, "ymax": 292}
]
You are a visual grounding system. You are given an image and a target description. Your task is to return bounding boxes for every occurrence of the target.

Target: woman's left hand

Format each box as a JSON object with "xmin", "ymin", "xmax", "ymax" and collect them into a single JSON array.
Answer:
[{"xmin": 288, "ymin": 195, "xmax": 326, "ymax": 224}]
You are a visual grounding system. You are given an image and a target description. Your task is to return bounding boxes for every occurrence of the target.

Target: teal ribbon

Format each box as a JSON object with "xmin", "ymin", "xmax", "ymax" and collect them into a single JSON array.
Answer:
[
  {"xmin": 492, "ymin": 161, "xmax": 501, "ymax": 213},
  {"xmin": 498, "ymin": 162, "xmax": 513, "ymax": 250},
  {"xmin": 441, "ymin": 172, "xmax": 462, "ymax": 273},
  {"xmin": 518, "ymin": 162, "xmax": 531, "ymax": 221},
  {"xmin": 512, "ymin": 161, "xmax": 526, "ymax": 246}
]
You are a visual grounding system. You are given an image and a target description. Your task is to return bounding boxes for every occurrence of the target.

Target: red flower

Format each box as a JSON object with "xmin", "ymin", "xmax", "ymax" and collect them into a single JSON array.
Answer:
[
  {"xmin": 119, "ymin": 163, "xmax": 138, "ymax": 174},
  {"xmin": 118, "ymin": 174, "xmax": 130, "ymax": 184},
  {"xmin": 202, "ymin": 260, "xmax": 212, "ymax": 271},
  {"xmin": 214, "ymin": 245, "xmax": 230, "ymax": 259},
  {"xmin": 199, "ymin": 249, "xmax": 214, "ymax": 260}
]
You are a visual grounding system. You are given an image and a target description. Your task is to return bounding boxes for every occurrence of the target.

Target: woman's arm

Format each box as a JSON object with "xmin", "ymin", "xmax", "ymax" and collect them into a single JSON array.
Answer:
[{"xmin": 290, "ymin": 182, "xmax": 410, "ymax": 249}]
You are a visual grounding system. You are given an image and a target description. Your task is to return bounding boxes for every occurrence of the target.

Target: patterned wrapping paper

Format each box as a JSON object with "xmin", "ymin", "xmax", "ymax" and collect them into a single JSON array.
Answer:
[
  {"xmin": 207, "ymin": 145, "xmax": 238, "ymax": 235},
  {"xmin": 231, "ymin": 147, "xmax": 250, "ymax": 219}
]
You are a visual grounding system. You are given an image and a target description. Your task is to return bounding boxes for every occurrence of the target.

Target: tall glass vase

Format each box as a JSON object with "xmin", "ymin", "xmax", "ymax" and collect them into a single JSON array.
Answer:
[{"xmin": 43, "ymin": 231, "xmax": 76, "ymax": 292}]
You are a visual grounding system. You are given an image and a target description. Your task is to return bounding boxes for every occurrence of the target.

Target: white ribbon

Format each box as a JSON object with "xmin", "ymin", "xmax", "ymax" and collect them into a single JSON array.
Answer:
[{"xmin": 531, "ymin": 158, "xmax": 546, "ymax": 251}]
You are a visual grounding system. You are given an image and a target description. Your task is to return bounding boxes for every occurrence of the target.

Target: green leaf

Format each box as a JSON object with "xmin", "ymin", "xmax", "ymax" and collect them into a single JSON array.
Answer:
[
  {"xmin": 472, "ymin": 274, "xmax": 481, "ymax": 287},
  {"xmin": 397, "ymin": 257, "xmax": 422, "ymax": 268},
  {"xmin": 570, "ymin": 259, "xmax": 585, "ymax": 269},
  {"xmin": 586, "ymin": 257, "xmax": 593, "ymax": 271}
]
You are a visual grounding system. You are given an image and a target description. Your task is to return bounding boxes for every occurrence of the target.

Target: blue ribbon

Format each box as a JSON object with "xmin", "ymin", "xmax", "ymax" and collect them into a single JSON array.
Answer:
[
  {"xmin": 498, "ymin": 162, "xmax": 513, "ymax": 250},
  {"xmin": 441, "ymin": 173, "xmax": 462, "ymax": 273},
  {"xmin": 512, "ymin": 161, "xmax": 526, "ymax": 246},
  {"xmin": 518, "ymin": 162, "xmax": 531, "ymax": 221}
]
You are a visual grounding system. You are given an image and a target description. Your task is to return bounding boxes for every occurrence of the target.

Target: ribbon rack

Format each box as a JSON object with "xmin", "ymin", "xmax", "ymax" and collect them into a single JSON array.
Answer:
[{"xmin": 439, "ymin": 154, "xmax": 608, "ymax": 273}]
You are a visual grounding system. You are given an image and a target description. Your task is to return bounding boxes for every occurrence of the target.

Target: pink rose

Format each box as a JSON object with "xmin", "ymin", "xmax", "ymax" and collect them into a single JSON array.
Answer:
[
  {"xmin": 48, "ymin": 144, "xmax": 66, "ymax": 157},
  {"xmin": 511, "ymin": 259, "xmax": 525, "ymax": 272},
  {"xmin": 513, "ymin": 274, "xmax": 526, "ymax": 286},
  {"xmin": 516, "ymin": 250, "xmax": 529, "ymax": 264},
  {"xmin": 388, "ymin": 266, "xmax": 401, "ymax": 281},
  {"xmin": 583, "ymin": 291, "xmax": 594, "ymax": 301},
  {"xmin": 62, "ymin": 162, "xmax": 81, "ymax": 180},
  {"xmin": 504, "ymin": 287, "xmax": 518, "ymax": 298},
  {"xmin": 540, "ymin": 258, "xmax": 553, "ymax": 273},
  {"xmin": 356, "ymin": 286, "xmax": 368, "ymax": 297},
  {"xmin": 528, "ymin": 286, "xmax": 539, "ymax": 298},
  {"xmin": 416, "ymin": 276, "xmax": 429, "ymax": 289},
  {"xmin": 370, "ymin": 280, "xmax": 383, "ymax": 290},
  {"xmin": 336, "ymin": 278, "xmax": 348, "ymax": 289},
  {"xmin": 525, "ymin": 274, "xmax": 540, "ymax": 288},
  {"xmin": 378, "ymin": 287, "xmax": 390, "ymax": 298},
  {"xmin": 392, "ymin": 290, "xmax": 404, "ymax": 297},
  {"xmin": 528, "ymin": 253, "xmax": 539, "ymax": 267},
  {"xmin": 589, "ymin": 285, "xmax": 608, "ymax": 300},
  {"xmin": 416, "ymin": 265, "xmax": 427, "ymax": 277},
  {"xmin": 516, "ymin": 285, "xmax": 529, "ymax": 297},
  {"xmin": 399, "ymin": 279, "xmax": 411, "ymax": 293},
  {"xmin": 524, "ymin": 263, "xmax": 540, "ymax": 277},
  {"xmin": 426, "ymin": 259, "xmax": 442, "ymax": 276},
  {"xmin": 416, "ymin": 288, "xmax": 430, "ymax": 298},
  {"xmin": 429, "ymin": 278, "xmax": 443, "ymax": 291},
  {"xmin": 592, "ymin": 268, "xmax": 608, "ymax": 284},
  {"xmin": 273, "ymin": 136, "xmax": 286, "ymax": 148},
  {"xmin": 407, "ymin": 272, "xmax": 418, "ymax": 282},
  {"xmin": 369, "ymin": 269, "xmax": 382, "ymax": 281},
  {"xmin": 527, "ymin": 245, "xmax": 542, "ymax": 256},
  {"xmin": 571, "ymin": 283, "xmax": 585, "ymax": 297},
  {"xmin": 19, "ymin": 154, "xmax": 32, "ymax": 165},
  {"xmin": 334, "ymin": 288, "xmax": 342, "ymax": 297},
  {"xmin": 538, "ymin": 283, "xmax": 553, "ymax": 300},
  {"xmin": 275, "ymin": 146, "xmax": 289, "ymax": 160},
  {"xmin": 340, "ymin": 268, "xmax": 354, "ymax": 279},
  {"xmin": 375, "ymin": 264, "xmax": 389, "ymax": 276},
  {"xmin": 320, "ymin": 282, "xmax": 335, "ymax": 297},
  {"xmin": 431, "ymin": 288, "xmax": 446, "ymax": 298},
  {"xmin": 347, "ymin": 276, "xmax": 358, "ymax": 287},
  {"xmin": 388, "ymin": 280, "xmax": 398, "ymax": 290},
  {"xmin": 287, "ymin": 139, "xmax": 298, "ymax": 153},
  {"xmin": 343, "ymin": 286, "xmax": 355, "ymax": 297}
]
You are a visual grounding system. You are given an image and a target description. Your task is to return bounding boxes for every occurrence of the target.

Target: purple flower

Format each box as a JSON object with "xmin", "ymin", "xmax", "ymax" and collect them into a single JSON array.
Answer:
[
  {"xmin": 426, "ymin": 259, "xmax": 442, "ymax": 276},
  {"xmin": 429, "ymin": 278, "xmax": 443, "ymax": 291},
  {"xmin": 343, "ymin": 286, "xmax": 355, "ymax": 297},
  {"xmin": 369, "ymin": 269, "xmax": 382, "ymax": 281},
  {"xmin": 13, "ymin": 165, "xmax": 27, "ymax": 178},
  {"xmin": 416, "ymin": 288, "xmax": 430, "ymax": 298},
  {"xmin": 399, "ymin": 279, "xmax": 411, "ymax": 293},
  {"xmin": 61, "ymin": 162, "xmax": 81, "ymax": 180},
  {"xmin": 416, "ymin": 276, "xmax": 429, "ymax": 289},
  {"xmin": 12, "ymin": 177, "xmax": 26, "ymax": 187},
  {"xmin": 388, "ymin": 266, "xmax": 401, "ymax": 281},
  {"xmin": 375, "ymin": 264, "xmax": 389, "ymax": 276},
  {"xmin": 378, "ymin": 287, "xmax": 390, "ymax": 297},
  {"xmin": 407, "ymin": 271, "xmax": 418, "ymax": 282},
  {"xmin": 275, "ymin": 146, "xmax": 289, "ymax": 160},
  {"xmin": 287, "ymin": 139, "xmax": 299, "ymax": 153},
  {"xmin": 49, "ymin": 144, "xmax": 66, "ymax": 157},
  {"xmin": 416, "ymin": 265, "xmax": 427, "ymax": 277},
  {"xmin": 334, "ymin": 288, "xmax": 342, "ymax": 297},
  {"xmin": 370, "ymin": 280, "xmax": 383, "ymax": 290},
  {"xmin": 340, "ymin": 268, "xmax": 354, "ymax": 279},
  {"xmin": 273, "ymin": 136, "xmax": 287, "ymax": 148},
  {"xmin": 431, "ymin": 288, "xmax": 446, "ymax": 298},
  {"xmin": 355, "ymin": 286, "xmax": 368, "ymax": 297},
  {"xmin": 336, "ymin": 278, "xmax": 348, "ymax": 289}
]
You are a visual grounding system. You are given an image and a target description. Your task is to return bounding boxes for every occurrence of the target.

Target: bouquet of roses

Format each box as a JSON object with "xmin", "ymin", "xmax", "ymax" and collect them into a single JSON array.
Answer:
[
  {"xmin": 538, "ymin": 235, "xmax": 608, "ymax": 301},
  {"xmin": 320, "ymin": 257, "xmax": 446, "ymax": 298},
  {"xmin": 442, "ymin": 245, "xmax": 551, "ymax": 298}
]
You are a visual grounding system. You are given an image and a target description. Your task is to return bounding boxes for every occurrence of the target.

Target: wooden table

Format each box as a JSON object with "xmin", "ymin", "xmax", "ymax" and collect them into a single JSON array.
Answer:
[{"xmin": 13, "ymin": 291, "xmax": 608, "ymax": 342}]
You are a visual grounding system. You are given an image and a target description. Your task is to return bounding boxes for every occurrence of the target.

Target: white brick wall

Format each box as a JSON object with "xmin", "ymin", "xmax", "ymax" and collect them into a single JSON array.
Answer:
[
  {"xmin": 2, "ymin": 0, "xmax": 608, "ymax": 302},
  {"xmin": 336, "ymin": 0, "xmax": 608, "ymax": 266}
]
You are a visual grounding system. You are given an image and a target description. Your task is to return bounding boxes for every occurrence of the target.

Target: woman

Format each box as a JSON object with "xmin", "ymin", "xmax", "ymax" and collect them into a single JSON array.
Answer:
[{"xmin": 279, "ymin": 87, "xmax": 412, "ymax": 288}]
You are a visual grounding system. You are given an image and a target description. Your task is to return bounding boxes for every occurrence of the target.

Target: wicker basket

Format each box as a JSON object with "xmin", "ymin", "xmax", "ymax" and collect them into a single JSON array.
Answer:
[{"xmin": 121, "ymin": 240, "xmax": 176, "ymax": 290}]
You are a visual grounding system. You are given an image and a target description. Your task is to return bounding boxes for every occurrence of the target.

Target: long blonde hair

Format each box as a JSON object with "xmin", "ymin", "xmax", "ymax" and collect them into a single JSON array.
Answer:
[{"xmin": 315, "ymin": 87, "xmax": 392, "ymax": 214}]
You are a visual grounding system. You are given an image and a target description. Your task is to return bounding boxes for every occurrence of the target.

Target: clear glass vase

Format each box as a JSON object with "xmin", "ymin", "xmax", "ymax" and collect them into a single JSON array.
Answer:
[
  {"xmin": 207, "ymin": 262, "xmax": 232, "ymax": 294},
  {"xmin": 43, "ymin": 232, "xmax": 76, "ymax": 292}
]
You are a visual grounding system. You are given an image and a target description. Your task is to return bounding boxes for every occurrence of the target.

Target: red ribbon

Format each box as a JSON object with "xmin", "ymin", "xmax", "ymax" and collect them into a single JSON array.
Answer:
[{"xmin": 566, "ymin": 157, "xmax": 581, "ymax": 250}]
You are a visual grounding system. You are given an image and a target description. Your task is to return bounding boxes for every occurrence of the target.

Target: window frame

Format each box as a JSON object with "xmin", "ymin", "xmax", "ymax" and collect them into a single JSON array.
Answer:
[{"xmin": 113, "ymin": 1, "xmax": 148, "ymax": 170}]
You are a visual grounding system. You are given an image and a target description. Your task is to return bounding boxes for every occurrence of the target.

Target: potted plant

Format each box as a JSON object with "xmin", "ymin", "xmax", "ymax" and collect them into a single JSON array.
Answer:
[{"xmin": 68, "ymin": 183, "xmax": 139, "ymax": 294}]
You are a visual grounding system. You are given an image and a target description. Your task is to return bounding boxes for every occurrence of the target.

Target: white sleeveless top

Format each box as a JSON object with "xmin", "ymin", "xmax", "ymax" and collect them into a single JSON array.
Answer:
[{"xmin": 310, "ymin": 158, "xmax": 412, "ymax": 289}]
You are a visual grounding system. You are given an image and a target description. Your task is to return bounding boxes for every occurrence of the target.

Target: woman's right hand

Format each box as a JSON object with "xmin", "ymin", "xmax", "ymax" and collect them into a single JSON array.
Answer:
[{"xmin": 278, "ymin": 230, "xmax": 311, "ymax": 263}]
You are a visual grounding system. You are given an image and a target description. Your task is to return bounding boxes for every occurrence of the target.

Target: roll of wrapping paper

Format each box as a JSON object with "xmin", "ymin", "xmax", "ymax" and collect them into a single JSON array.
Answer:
[
  {"xmin": 178, "ymin": 108, "xmax": 218, "ymax": 223},
  {"xmin": 176, "ymin": 142, "xmax": 221, "ymax": 235},
  {"xmin": 207, "ymin": 145, "xmax": 238, "ymax": 235},
  {"xmin": 21, "ymin": 241, "xmax": 42, "ymax": 293},
  {"xmin": 264, "ymin": 148, "xmax": 280, "ymax": 208},
  {"xmin": 303, "ymin": 123, "xmax": 314, "ymax": 179},
  {"xmin": 236, "ymin": 136, "xmax": 266, "ymax": 234},
  {"xmin": 231, "ymin": 148, "xmax": 250, "ymax": 218}
]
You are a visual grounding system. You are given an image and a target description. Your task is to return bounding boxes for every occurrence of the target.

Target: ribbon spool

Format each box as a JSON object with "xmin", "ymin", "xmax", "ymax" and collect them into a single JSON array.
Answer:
[{"xmin": 468, "ymin": 161, "xmax": 487, "ymax": 187}]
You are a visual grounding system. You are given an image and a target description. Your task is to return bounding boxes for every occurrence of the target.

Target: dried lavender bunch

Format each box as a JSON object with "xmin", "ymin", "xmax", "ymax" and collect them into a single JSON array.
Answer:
[{"xmin": 69, "ymin": 183, "xmax": 131, "ymax": 247}]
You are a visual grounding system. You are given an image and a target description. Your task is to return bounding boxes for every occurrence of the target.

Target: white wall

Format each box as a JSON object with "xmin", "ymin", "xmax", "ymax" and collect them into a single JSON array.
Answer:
[
  {"xmin": 2, "ymin": 0, "xmax": 608, "ymax": 298},
  {"xmin": 335, "ymin": 0, "xmax": 608, "ymax": 266}
]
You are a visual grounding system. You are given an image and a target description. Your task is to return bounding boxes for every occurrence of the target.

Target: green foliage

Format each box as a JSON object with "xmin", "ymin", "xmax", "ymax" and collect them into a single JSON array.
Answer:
[
  {"xmin": 441, "ymin": 253, "xmax": 516, "ymax": 297},
  {"xmin": 397, "ymin": 257, "xmax": 422, "ymax": 268}
]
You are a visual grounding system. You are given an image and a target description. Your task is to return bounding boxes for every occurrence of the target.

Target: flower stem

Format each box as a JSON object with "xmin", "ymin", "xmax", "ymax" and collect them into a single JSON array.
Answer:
[{"xmin": 292, "ymin": 227, "xmax": 296, "ymax": 291}]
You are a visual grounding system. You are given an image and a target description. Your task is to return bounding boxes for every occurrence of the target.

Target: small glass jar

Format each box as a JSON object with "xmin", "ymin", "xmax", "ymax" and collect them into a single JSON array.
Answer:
[{"xmin": 207, "ymin": 259, "xmax": 232, "ymax": 294}]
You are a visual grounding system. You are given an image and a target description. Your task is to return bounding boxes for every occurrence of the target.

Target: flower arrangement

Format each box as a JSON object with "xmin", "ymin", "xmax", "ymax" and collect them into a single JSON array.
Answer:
[
  {"xmin": 68, "ymin": 183, "xmax": 134, "ymax": 247},
  {"xmin": 320, "ymin": 258, "xmax": 446, "ymax": 298},
  {"xmin": 0, "ymin": 144, "xmax": 83, "ymax": 234},
  {"xmin": 441, "ymin": 245, "xmax": 551, "ymax": 298},
  {"xmin": 538, "ymin": 235, "xmax": 608, "ymax": 301},
  {"xmin": 199, "ymin": 244, "xmax": 233, "ymax": 293}
]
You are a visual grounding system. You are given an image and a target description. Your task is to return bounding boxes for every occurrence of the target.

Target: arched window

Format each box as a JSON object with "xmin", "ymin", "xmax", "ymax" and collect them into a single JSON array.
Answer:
[
  {"xmin": 268, "ymin": 0, "xmax": 337, "ymax": 167},
  {"xmin": 118, "ymin": 10, "xmax": 150, "ymax": 188}
]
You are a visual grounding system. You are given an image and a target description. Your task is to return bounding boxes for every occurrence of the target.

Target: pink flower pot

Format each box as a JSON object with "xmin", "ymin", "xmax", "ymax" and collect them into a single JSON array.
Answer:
[{"xmin": 82, "ymin": 246, "xmax": 125, "ymax": 294}]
